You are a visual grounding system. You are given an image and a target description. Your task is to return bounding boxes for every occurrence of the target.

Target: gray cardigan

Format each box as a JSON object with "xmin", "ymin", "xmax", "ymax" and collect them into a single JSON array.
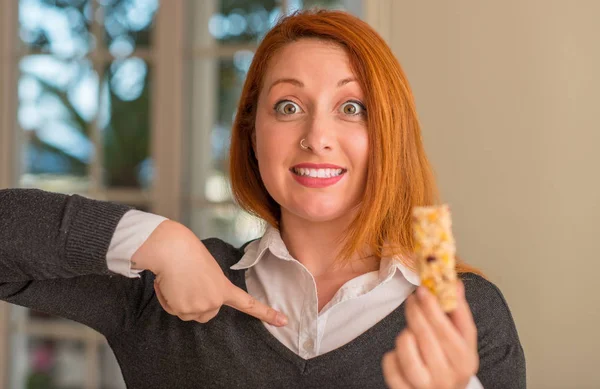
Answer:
[{"xmin": 0, "ymin": 189, "xmax": 526, "ymax": 388}]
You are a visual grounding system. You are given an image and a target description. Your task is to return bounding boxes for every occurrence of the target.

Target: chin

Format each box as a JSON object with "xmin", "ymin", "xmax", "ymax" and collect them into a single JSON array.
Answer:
[
  {"xmin": 300, "ymin": 211, "xmax": 344, "ymax": 223},
  {"xmin": 291, "ymin": 202, "xmax": 353, "ymax": 223},
  {"xmin": 275, "ymin": 188, "xmax": 363, "ymax": 224}
]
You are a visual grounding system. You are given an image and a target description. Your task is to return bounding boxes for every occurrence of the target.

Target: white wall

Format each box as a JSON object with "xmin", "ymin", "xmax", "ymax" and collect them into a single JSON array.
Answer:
[{"xmin": 382, "ymin": 1, "xmax": 600, "ymax": 388}]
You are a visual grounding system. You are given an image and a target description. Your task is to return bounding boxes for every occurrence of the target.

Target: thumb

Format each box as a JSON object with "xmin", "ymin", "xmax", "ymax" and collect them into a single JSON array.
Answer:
[{"xmin": 223, "ymin": 282, "xmax": 288, "ymax": 327}]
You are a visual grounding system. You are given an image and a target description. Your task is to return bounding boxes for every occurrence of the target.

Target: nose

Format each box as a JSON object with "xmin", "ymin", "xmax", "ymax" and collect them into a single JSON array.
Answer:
[{"xmin": 301, "ymin": 114, "xmax": 335, "ymax": 154}]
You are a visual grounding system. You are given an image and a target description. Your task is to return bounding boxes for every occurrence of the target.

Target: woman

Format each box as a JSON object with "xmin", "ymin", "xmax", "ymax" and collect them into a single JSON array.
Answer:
[{"xmin": 0, "ymin": 10, "xmax": 525, "ymax": 388}]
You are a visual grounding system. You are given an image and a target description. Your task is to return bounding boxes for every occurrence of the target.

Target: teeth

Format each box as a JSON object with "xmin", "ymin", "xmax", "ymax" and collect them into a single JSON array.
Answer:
[{"xmin": 293, "ymin": 168, "xmax": 344, "ymax": 178}]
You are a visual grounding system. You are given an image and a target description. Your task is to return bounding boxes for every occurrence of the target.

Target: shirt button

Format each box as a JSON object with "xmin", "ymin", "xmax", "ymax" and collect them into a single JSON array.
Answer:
[{"xmin": 303, "ymin": 339, "xmax": 315, "ymax": 352}]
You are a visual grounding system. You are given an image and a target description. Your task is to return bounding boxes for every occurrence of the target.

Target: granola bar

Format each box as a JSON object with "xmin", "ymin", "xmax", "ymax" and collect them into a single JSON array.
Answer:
[{"xmin": 412, "ymin": 204, "xmax": 457, "ymax": 312}]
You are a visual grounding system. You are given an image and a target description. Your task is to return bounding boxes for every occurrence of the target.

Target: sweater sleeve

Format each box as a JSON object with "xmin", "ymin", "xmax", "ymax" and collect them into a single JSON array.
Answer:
[
  {"xmin": 0, "ymin": 188, "xmax": 153, "ymax": 337},
  {"xmin": 462, "ymin": 273, "xmax": 527, "ymax": 389}
]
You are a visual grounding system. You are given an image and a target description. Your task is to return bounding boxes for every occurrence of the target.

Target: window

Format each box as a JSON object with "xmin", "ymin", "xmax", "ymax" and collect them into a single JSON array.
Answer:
[{"xmin": 16, "ymin": 0, "xmax": 158, "ymax": 203}]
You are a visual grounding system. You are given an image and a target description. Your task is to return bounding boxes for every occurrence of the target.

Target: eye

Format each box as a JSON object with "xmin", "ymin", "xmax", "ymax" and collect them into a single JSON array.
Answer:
[
  {"xmin": 340, "ymin": 101, "xmax": 366, "ymax": 116},
  {"xmin": 274, "ymin": 100, "xmax": 302, "ymax": 115}
]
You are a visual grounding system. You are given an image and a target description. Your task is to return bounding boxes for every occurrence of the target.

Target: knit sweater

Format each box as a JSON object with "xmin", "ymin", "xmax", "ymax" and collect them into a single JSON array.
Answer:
[{"xmin": 0, "ymin": 189, "xmax": 526, "ymax": 388}]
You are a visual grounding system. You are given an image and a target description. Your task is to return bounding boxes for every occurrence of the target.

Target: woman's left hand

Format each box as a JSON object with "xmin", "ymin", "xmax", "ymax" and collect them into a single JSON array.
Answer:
[{"xmin": 382, "ymin": 280, "xmax": 479, "ymax": 389}]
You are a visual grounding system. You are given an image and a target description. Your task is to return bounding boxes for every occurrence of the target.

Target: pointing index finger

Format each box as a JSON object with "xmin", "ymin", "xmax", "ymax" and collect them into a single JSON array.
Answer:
[{"xmin": 224, "ymin": 283, "xmax": 288, "ymax": 327}]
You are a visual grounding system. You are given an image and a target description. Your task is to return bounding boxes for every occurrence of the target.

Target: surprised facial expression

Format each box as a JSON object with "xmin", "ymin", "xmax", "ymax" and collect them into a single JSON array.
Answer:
[{"xmin": 254, "ymin": 39, "xmax": 369, "ymax": 223}]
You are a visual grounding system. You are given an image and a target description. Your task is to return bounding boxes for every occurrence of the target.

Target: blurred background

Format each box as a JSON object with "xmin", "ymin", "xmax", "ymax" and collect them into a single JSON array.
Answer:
[{"xmin": 0, "ymin": 0, "xmax": 598, "ymax": 388}]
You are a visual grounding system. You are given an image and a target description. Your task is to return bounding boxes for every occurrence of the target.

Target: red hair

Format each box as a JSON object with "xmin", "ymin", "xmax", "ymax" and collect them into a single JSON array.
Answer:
[{"xmin": 230, "ymin": 10, "xmax": 480, "ymax": 275}]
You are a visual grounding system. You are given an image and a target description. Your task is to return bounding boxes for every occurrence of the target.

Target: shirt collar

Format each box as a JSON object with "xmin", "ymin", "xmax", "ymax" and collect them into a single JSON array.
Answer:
[
  {"xmin": 230, "ymin": 225, "xmax": 293, "ymax": 270},
  {"xmin": 230, "ymin": 225, "xmax": 421, "ymax": 287},
  {"xmin": 378, "ymin": 256, "xmax": 421, "ymax": 286}
]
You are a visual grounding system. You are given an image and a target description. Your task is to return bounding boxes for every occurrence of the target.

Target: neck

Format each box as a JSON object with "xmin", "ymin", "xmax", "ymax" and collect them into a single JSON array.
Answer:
[{"xmin": 279, "ymin": 209, "xmax": 378, "ymax": 278}]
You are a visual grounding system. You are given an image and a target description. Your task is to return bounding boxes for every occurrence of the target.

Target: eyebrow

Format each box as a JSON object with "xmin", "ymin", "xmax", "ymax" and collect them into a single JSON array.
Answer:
[
  {"xmin": 267, "ymin": 77, "xmax": 358, "ymax": 92},
  {"xmin": 337, "ymin": 77, "xmax": 357, "ymax": 87}
]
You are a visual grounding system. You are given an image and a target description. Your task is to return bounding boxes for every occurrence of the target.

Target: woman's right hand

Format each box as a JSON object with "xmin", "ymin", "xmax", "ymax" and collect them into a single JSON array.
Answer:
[{"xmin": 131, "ymin": 220, "xmax": 288, "ymax": 326}]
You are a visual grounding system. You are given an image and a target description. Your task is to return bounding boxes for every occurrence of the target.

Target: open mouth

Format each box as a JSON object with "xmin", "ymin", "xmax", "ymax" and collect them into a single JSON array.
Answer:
[{"xmin": 290, "ymin": 167, "xmax": 347, "ymax": 178}]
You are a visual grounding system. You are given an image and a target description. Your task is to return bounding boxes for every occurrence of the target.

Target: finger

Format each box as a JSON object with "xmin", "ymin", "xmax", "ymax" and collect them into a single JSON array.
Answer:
[
  {"xmin": 154, "ymin": 280, "xmax": 177, "ymax": 316},
  {"xmin": 405, "ymin": 293, "xmax": 449, "ymax": 372},
  {"xmin": 448, "ymin": 280, "xmax": 478, "ymax": 350},
  {"xmin": 224, "ymin": 283, "xmax": 288, "ymax": 327},
  {"xmin": 415, "ymin": 285, "xmax": 473, "ymax": 372},
  {"xmin": 382, "ymin": 351, "xmax": 412, "ymax": 389},
  {"xmin": 395, "ymin": 330, "xmax": 432, "ymax": 388}
]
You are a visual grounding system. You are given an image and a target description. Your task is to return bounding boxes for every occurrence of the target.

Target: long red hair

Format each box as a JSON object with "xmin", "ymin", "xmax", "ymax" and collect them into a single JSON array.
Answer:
[{"xmin": 230, "ymin": 10, "xmax": 480, "ymax": 275}]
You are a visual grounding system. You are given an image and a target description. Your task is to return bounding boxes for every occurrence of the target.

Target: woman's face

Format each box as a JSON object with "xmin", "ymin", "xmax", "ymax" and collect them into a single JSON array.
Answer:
[{"xmin": 254, "ymin": 39, "xmax": 369, "ymax": 224}]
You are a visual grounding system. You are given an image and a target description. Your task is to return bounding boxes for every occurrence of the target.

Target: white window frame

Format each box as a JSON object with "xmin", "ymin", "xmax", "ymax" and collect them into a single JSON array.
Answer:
[{"xmin": 0, "ymin": 2, "xmax": 19, "ymax": 386}]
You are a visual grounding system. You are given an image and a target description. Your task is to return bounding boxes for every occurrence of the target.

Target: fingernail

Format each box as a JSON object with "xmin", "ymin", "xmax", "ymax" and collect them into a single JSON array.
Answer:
[
  {"xmin": 417, "ymin": 286, "xmax": 428, "ymax": 300},
  {"xmin": 276, "ymin": 314, "xmax": 288, "ymax": 326}
]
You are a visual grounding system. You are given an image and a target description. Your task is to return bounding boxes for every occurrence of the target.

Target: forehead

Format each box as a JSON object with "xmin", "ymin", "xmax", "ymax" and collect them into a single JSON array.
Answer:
[{"xmin": 264, "ymin": 39, "xmax": 354, "ymax": 80}]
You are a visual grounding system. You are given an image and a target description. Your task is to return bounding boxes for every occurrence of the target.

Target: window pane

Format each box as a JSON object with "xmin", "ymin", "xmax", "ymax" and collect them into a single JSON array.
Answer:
[
  {"xmin": 102, "ymin": 0, "xmax": 160, "ymax": 56},
  {"xmin": 192, "ymin": 0, "xmax": 283, "ymax": 47},
  {"xmin": 185, "ymin": 54, "xmax": 262, "ymax": 245},
  {"xmin": 10, "ymin": 337, "xmax": 88, "ymax": 389},
  {"xmin": 18, "ymin": 55, "xmax": 96, "ymax": 192},
  {"xmin": 101, "ymin": 58, "xmax": 152, "ymax": 189},
  {"xmin": 8, "ymin": 309, "xmax": 126, "ymax": 389},
  {"xmin": 213, "ymin": 58, "xmax": 249, "ymax": 176},
  {"xmin": 187, "ymin": 55, "xmax": 251, "ymax": 200},
  {"xmin": 19, "ymin": 0, "xmax": 93, "ymax": 57},
  {"xmin": 289, "ymin": 0, "xmax": 363, "ymax": 16}
]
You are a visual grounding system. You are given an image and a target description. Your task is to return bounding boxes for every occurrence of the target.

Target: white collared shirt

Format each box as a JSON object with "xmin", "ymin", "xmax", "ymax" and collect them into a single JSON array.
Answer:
[
  {"xmin": 230, "ymin": 225, "xmax": 420, "ymax": 359},
  {"xmin": 108, "ymin": 210, "xmax": 483, "ymax": 388}
]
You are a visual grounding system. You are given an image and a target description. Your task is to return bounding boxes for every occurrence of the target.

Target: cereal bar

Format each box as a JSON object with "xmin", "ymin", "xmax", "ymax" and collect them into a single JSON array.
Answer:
[{"xmin": 412, "ymin": 204, "xmax": 457, "ymax": 312}]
